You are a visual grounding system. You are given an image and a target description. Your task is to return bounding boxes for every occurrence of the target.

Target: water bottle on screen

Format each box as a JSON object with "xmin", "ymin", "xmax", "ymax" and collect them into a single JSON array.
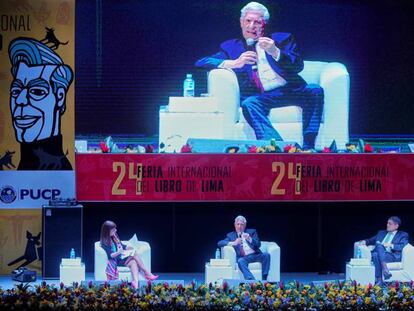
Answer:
[
  {"xmin": 70, "ymin": 248, "xmax": 75, "ymax": 259},
  {"xmin": 183, "ymin": 73, "xmax": 195, "ymax": 97},
  {"xmin": 215, "ymin": 248, "xmax": 221, "ymax": 259}
]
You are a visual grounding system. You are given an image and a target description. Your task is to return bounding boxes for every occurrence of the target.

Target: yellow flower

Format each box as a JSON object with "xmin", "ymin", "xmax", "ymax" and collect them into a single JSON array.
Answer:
[{"xmin": 187, "ymin": 299, "xmax": 195, "ymax": 309}]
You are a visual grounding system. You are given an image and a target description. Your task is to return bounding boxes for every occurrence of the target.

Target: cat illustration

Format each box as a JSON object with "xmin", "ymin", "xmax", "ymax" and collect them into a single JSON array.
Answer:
[
  {"xmin": 40, "ymin": 27, "xmax": 68, "ymax": 50},
  {"xmin": 8, "ymin": 231, "xmax": 41, "ymax": 269}
]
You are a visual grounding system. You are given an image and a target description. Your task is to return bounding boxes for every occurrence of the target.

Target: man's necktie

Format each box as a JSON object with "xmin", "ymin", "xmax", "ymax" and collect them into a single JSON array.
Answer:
[
  {"xmin": 239, "ymin": 244, "xmax": 246, "ymax": 257},
  {"xmin": 252, "ymin": 70, "xmax": 264, "ymax": 93},
  {"xmin": 383, "ymin": 233, "xmax": 393, "ymax": 244},
  {"xmin": 383, "ymin": 233, "xmax": 393, "ymax": 252}
]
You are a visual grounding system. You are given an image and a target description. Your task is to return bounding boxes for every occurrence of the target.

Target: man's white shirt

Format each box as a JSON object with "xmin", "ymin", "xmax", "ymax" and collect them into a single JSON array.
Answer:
[
  {"xmin": 256, "ymin": 44, "xmax": 286, "ymax": 91},
  {"xmin": 242, "ymin": 235, "xmax": 256, "ymax": 256}
]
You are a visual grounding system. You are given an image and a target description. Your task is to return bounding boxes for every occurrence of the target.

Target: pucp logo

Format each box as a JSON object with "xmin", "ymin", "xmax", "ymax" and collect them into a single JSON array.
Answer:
[{"xmin": 0, "ymin": 185, "xmax": 17, "ymax": 204}]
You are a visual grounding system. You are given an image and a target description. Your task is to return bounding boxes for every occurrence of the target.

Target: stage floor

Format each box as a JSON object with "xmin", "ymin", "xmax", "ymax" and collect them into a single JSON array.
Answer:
[{"xmin": 0, "ymin": 272, "xmax": 345, "ymax": 290}]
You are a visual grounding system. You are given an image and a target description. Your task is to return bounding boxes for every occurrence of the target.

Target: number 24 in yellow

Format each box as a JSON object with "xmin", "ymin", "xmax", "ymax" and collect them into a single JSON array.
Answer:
[
  {"xmin": 271, "ymin": 162, "xmax": 302, "ymax": 195},
  {"xmin": 111, "ymin": 162, "xmax": 143, "ymax": 195}
]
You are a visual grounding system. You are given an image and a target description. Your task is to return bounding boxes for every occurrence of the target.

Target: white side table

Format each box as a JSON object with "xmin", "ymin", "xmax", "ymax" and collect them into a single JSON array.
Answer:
[
  {"xmin": 205, "ymin": 262, "xmax": 233, "ymax": 284},
  {"xmin": 345, "ymin": 263, "xmax": 375, "ymax": 285},
  {"xmin": 159, "ymin": 101, "xmax": 225, "ymax": 153},
  {"xmin": 60, "ymin": 259, "xmax": 85, "ymax": 284}
]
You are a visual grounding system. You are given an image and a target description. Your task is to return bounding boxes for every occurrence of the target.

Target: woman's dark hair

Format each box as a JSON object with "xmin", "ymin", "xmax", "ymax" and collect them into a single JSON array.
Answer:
[{"xmin": 100, "ymin": 220, "xmax": 116, "ymax": 246}]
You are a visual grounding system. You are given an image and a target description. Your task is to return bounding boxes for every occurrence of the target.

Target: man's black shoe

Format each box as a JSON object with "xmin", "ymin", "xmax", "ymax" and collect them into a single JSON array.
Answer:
[{"xmin": 383, "ymin": 271, "xmax": 392, "ymax": 280}]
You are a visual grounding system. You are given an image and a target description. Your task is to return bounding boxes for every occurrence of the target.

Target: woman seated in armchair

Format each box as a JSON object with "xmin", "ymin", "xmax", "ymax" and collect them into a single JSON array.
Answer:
[{"xmin": 100, "ymin": 220, "xmax": 158, "ymax": 288}]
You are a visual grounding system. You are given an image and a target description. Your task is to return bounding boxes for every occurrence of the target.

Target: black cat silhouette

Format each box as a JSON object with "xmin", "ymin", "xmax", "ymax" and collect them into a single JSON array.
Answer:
[
  {"xmin": 33, "ymin": 148, "xmax": 71, "ymax": 170},
  {"xmin": 40, "ymin": 27, "xmax": 68, "ymax": 50},
  {"xmin": 8, "ymin": 231, "xmax": 41, "ymax": 269},
  {"xmin": 0, "ymin": 151, "xmax": 16, "ymax": 170}
]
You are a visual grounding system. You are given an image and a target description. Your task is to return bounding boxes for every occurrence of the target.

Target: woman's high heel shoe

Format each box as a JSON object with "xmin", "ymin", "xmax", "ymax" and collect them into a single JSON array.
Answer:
[{"xmin": 145, "ymin": 274, "xmax": 159, "ymax": 281}]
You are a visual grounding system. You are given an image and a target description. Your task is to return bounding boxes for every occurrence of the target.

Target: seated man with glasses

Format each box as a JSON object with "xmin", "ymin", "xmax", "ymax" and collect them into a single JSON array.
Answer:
[
  {"xmin": 357, "ymin": 216, "xmax": 409, "ymax": 284},
  {"xmin": 218, "ymin": 215, "xmax": 270, "ymax": 280}
]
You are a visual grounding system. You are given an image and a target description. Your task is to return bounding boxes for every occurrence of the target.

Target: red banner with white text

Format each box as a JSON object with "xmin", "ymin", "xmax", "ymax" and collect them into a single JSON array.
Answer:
[{"xmin": 76, "ymin": 154, "xmax": 414, "ymax": 201}]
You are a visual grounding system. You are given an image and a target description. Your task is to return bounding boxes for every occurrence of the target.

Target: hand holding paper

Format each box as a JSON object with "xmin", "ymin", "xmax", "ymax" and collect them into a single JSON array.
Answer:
[{"xmin": 120, "ymin": 248, "xmax": 135, "ymax": 259}]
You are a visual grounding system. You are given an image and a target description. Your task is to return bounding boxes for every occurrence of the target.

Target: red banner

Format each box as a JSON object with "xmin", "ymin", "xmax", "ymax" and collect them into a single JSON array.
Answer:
[{"xmin": 76, "ymin": 154, "xmax": 414, "ymax": 201}]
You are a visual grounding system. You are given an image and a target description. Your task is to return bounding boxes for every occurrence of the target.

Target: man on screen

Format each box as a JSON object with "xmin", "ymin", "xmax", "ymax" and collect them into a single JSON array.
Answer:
[
  {"xmin": 195, "ymin": 2, "xmax": 323, "ymax": 150},
  {"xmin": 218, "ymin": 215, "xmax": 270, "ymax": 280},
  {"xmin": 357, "ymin": 216, "xmax": 409, "ymax": 284}
]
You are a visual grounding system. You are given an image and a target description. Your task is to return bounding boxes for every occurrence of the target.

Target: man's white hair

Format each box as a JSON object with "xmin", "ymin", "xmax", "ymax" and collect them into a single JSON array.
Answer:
[
  {"xmin": 234, "ymin": 215, "xmax": 247, "ymax": 224},
  {"xmin": 240, "ymin": 2, "xmax": 270, "ymax": 23}
]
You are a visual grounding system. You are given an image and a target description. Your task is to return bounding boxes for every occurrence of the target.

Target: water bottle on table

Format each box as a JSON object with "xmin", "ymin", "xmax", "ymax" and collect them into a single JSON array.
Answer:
[
  {"xmin": 183, "ymin": 73, "xmax": 195, "ymax": 97},
  {"xmin": 70, "ymin": 248, "xmax": 76, "ymax": 259},
  {"xmin": 215, "ymin": 248, "xmax": 221, "ymax": 259},
  {"xmin": 356, "ymin": 246, "xmax": 362, "ymax": 259}
]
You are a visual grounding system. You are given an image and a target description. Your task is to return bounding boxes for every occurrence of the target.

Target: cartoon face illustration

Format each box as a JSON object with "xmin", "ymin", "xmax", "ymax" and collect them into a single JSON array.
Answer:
[
  {"xmin": 8, "ymin": 37, "xmax": 73, "ymax": 144},
  {"xmin": 10, "ymin": 63, "xmax": 66, "ymax": 143}
]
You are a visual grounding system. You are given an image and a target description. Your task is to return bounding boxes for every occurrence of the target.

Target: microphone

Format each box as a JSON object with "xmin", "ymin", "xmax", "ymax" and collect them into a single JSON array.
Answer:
[{"xmin": 246, "ymin": 38, "xmax": 257, "ymax": 71}]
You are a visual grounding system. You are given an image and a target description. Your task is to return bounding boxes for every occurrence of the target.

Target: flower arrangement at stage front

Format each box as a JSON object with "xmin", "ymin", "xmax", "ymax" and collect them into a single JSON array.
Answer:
[
  {"xmin": 180, "ymin": 143, "xmax": 193, "ymax": 153},
  {"xmin": 2, "ymin": 280, "xmax": 414, "ymax": 310},
  {"xmin": 346, "ymin": 139, "xmax": 374, "ymax": 153},
  {"xmin": 170, "ymin": 138, "xmax": 398, "ymax": 154},
  {"xmin": 247, "ymin": 144, "xmax": 281, "ymax": 153}
]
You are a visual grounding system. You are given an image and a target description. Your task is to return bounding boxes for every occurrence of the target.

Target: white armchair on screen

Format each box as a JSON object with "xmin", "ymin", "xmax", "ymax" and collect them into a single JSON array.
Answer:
[
  {"xmin": 94, "ymin": 240, "xmax": 151, "ymax": 281},
  {"xmin": 354, "ymin": 242, "xmax": 414, "ymax": 282},
  {"xmin": 158, "ymin": 61, "xmax": 349, "ymax": 151},
  {"xmin": 221, "ymin": 241, "xmax": 280, "ymax": 282}
]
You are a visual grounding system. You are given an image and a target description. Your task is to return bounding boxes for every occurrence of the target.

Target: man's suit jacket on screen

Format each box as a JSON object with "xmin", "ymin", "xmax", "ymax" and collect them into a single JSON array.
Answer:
[{"xmin": 195, "ymin": 32, "xmax": 307, "ymax": 96}]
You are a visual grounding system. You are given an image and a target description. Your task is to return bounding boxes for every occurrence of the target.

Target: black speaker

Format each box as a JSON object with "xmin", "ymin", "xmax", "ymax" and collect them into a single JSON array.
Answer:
[{"xmin": 42, "ymin": 205, "xmax": 83, "ymax": 279}]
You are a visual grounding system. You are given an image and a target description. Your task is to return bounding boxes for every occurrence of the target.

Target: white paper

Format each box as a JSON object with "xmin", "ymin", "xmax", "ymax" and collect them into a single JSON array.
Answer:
[{"xmin": 120, "ymin": 248, "xmax": 135, "ymax": 259}]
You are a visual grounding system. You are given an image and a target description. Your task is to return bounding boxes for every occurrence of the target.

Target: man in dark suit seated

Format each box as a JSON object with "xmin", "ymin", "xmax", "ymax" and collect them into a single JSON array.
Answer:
[
  {"xmin": 218, "ymin": 215, "xmax": 270, "ymax": 280},
  {"xmin": 357, "ymin": 216, "xmax": 409, "ymax": 284},
  {"xmin": 195, "ymin": 2, "xmax": 323, "ymax": 149}
]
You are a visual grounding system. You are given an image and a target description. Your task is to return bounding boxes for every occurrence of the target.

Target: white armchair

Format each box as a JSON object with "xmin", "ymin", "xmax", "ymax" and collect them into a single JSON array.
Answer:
[
  {"xmin": 159, "ymin": 61, "xmax": 349, "ymax": 151},
  {"xmin": 94, "ymin": 240, "xmax": 151, "ymax": 281},
  {"xmin": 221, "ymin": 241, "xmax": 280, "ymax": 282},
  {"xmin": 354, "ymin": 242, "xmax": 414, "ymax": 282}
]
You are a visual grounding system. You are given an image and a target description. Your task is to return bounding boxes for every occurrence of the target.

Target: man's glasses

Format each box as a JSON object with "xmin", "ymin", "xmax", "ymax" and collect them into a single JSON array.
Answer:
[{"xmin": 242, "ymin": 18, "xmax": 264, "ymax": 26}]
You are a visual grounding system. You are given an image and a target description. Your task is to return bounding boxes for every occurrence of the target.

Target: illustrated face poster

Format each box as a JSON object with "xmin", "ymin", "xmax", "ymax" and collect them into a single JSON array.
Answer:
[{"xmin": 0, "ymin": 0, "xmax": 76, "ymax": 208}]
